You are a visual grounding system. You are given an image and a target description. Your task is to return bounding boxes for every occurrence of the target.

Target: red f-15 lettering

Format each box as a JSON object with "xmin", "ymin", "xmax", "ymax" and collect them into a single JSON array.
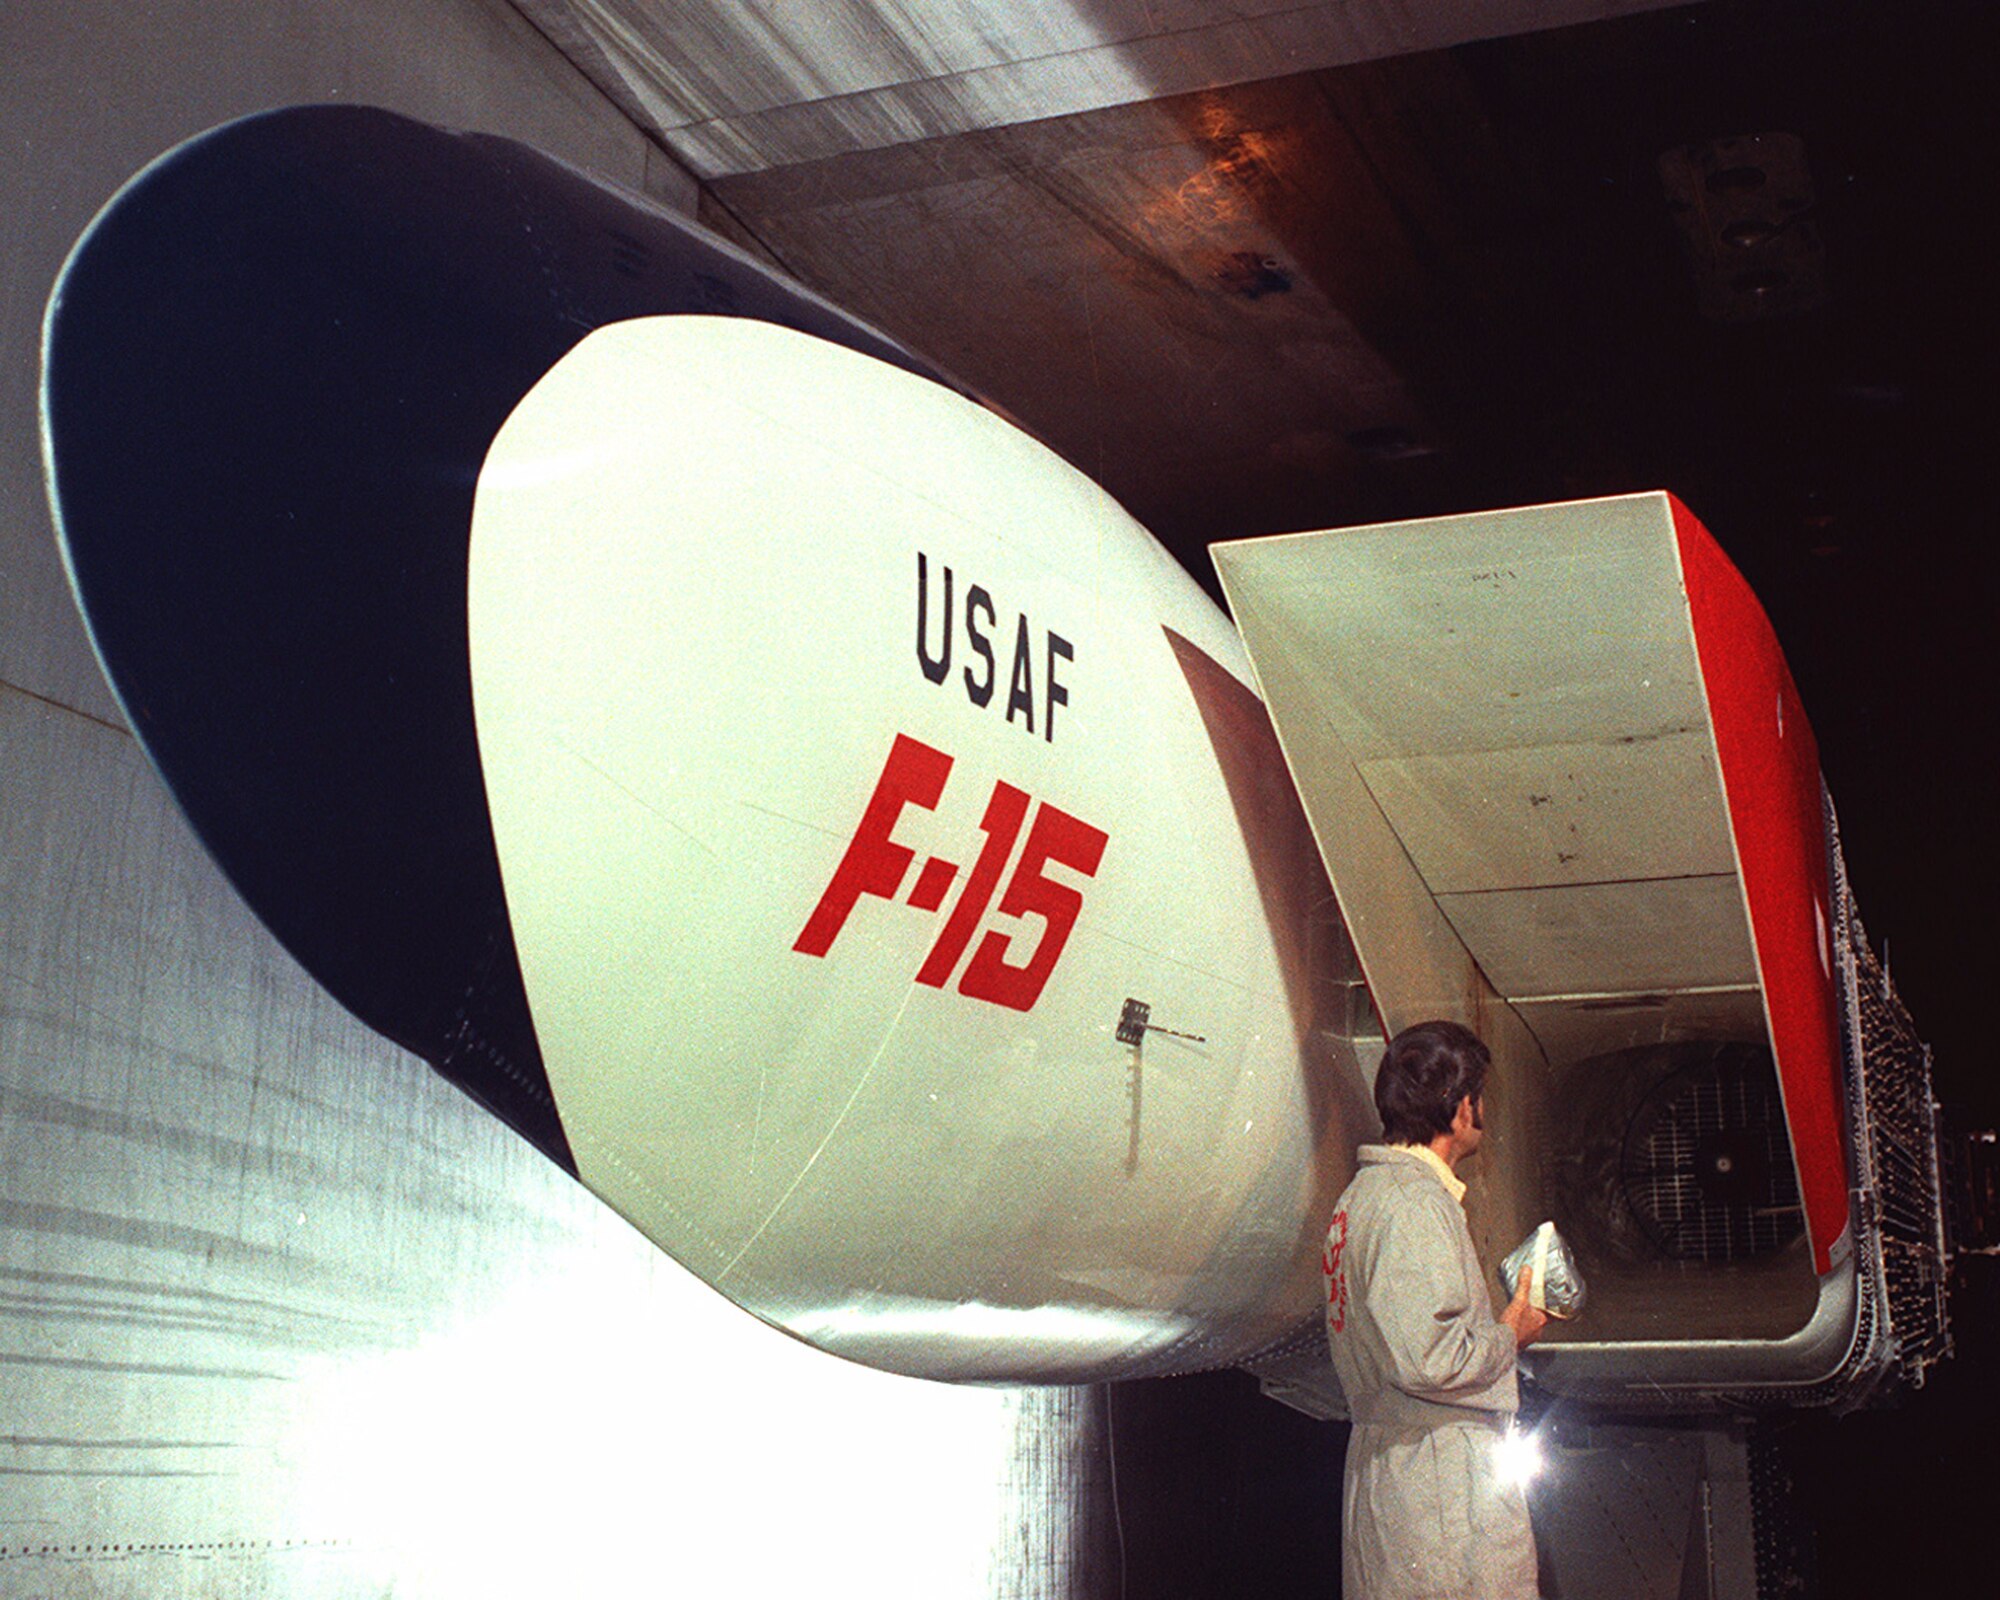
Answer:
[{"xmin": 793, "ymin": 733, "xmax": 1108, "ymax": 1012}]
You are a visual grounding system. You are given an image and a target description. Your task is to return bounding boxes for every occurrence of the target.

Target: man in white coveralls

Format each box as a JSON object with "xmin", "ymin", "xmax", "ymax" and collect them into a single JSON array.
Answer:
[{"xmin": 1324, "ymin": 1020, "xmax": 1547, "ymax": 1598}]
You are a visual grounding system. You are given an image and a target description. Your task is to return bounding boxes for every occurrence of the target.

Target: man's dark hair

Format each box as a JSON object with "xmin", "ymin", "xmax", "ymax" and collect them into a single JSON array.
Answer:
[{"xmin": 1374, "ymin": 1020, "xmax": 1491, "ymax": 1145}]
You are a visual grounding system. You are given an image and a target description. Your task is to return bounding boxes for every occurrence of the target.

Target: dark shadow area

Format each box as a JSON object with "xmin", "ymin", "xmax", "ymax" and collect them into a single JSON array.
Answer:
[
  {"xmin": 1107, "ymin": 1370, "xmax": 1344, "ymax": 1599},
  {"xmin": 1778, "ymin": 1255, "xmax": 2000, "ymax": 1599}
]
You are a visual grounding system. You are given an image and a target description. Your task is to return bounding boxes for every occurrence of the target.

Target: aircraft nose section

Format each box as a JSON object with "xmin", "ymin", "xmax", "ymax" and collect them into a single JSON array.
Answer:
[
  {"xmin": 465, "ymin": 316, "xmax": 1097, "ymax": 1340},
  {"xmin": 466, "ymin": 316, "xmax": 1331, "ymax": 1382},
  {"xmin": 40, "ymin": 106, "xmax": 939, "ymax": 1181}
]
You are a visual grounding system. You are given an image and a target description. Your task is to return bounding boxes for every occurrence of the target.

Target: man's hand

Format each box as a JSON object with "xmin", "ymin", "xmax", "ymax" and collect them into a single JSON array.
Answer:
[{"xmin": 1501, "ymin": 1265, "xmax": 1549, "ymax": 1350}]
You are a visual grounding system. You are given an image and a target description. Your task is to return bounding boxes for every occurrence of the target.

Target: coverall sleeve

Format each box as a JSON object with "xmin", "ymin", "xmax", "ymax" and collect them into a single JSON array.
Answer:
[{"xmin": 1366, "ymin": 1191, "xmax": 1518, "ymax": 1402}]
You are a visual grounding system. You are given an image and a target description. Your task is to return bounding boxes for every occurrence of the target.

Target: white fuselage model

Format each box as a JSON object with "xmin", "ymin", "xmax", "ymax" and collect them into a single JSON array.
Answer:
[
  {"xmin": 471, "ymin": 315, "xmax": 1368, "ymax": 1383},
  {"xmin": 44, "ymin": 106, "xmax": 1934, "ymax": 1410}
]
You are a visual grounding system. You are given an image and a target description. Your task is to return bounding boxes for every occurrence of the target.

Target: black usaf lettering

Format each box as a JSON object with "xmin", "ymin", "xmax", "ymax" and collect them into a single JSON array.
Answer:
[
  {"xmin": 916, "ymin": 552, "xmax": 1072, "ymax": 743},
  {"xmin": 964, "ymin": 584, "xmax": 997, "ymax": 707}
]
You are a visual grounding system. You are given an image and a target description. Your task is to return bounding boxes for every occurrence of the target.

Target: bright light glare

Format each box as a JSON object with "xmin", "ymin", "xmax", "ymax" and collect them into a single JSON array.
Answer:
[
  {"xmin": 285, "ymin": 1218, "xmax": 1080, "ymax": 1599},
  {"xmin": 1493, "ymin": 1421, "xmax": 1545, "ymax": 1489}
]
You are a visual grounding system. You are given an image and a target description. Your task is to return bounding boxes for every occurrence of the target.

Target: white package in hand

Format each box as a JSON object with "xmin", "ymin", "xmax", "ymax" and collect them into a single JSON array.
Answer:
[{"xmin": 1500, "ymin": 1221, "xmax": 1587, "ymax": 1318}]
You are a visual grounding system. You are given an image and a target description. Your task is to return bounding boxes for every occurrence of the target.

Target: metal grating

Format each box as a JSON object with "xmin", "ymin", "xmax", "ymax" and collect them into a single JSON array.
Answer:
[
  {"xmin": 1765, "ymin": 791, "xmax": 1952, "ymax": 1407},
  {"xmin": 1749, "ymin": 1428, "xmax": 1818, "ymax": 1599},
  {"xmin": 1621, "ymin": 1050, "xmax": 1805, "ymax": 1263},
  {"xmin": 1516, "ymin": 790, "xmax": 1953, "ymax": 1413},
  {"xmin": 1837, "ymin": 846, "xmax": 1955, "ymax": 1389}
]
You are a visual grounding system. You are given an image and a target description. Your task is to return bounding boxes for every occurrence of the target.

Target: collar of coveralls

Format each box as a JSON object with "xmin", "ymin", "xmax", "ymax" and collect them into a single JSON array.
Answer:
[{"xmin": 1384, "ymin": 1140, "xmax": 1467, "ymax": 1205}]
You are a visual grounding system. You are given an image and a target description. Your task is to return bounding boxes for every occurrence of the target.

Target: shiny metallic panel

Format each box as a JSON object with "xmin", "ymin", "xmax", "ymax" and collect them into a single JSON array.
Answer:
[
  {"xmin": 703, "ymin": 85, "xmax": 1434, "ymax": 555},
  {"xmin": 1529, "ymin": 1423, "xmax": 1762, "ymax": 1600},
  {"xmin": 509, "ymin": 0, "xmax": 1704, "ymax": 175}
]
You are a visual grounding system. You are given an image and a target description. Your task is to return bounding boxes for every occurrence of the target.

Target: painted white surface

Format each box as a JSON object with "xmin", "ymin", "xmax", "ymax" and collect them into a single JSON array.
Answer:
[
  {"xmin": 1358, "ymin": 731, "xmax": 1736, "ymax": 895},
  {"xmin": 1218, "ymin": 497, "xmax": 1707, "ymax": 762},
  {"xmin": 1214, "ymin": 495, "xmax": 1761, "ymax": 1064},
  {"xmin": 469, "ymin": 317, "xmax": 1356, "ymax": 1378},
  {"xmin": 1513, "ymin": 988, "xmax": 1766, "ymax": 1067},
  {"xmin": 1437, "ymin": 875, "xmax": 1756, "ymax": 999}
]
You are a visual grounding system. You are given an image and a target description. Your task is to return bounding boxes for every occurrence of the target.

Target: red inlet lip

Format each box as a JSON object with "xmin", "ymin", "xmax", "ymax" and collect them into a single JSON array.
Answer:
[{"xmin": 1672, "ymin": 495, "xmax": 1849, "ymax": 1273}]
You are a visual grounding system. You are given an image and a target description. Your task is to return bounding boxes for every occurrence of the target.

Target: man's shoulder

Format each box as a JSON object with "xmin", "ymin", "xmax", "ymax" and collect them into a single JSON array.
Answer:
[
  {"xmin": 1335, "ymin": 1147, "xmax": 1452, "ymax": 1215},
  {"xmin": 1355, "ymin": 1145, "xmax": 1447, "ymax": 1188}
]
